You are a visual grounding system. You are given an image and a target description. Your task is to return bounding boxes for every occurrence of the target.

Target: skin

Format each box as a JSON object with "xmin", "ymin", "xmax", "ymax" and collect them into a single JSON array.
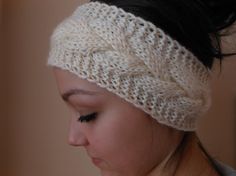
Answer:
[
  {"xmin": 174, "ymin": 135, "xmax": 220, "ymax": 176},
  {"xmin": 52, "ymin": 68, "xmax": 185, "ymax": 176}
]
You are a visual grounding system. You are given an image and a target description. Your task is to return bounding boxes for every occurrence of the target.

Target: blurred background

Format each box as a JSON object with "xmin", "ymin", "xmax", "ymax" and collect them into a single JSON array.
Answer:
[{"xmin": 0, "ymin": 0, "xmax": 235, "ymax": 176}]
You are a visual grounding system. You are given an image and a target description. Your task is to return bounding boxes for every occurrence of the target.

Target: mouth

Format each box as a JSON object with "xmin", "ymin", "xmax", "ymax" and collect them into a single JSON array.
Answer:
[
  {"xmin": 86, "ymin": 150, "xmax": 104, "ymax": 167},
  {"xmin": 91, "ymin": 157, "xmax": 103, "ymax": 166}
]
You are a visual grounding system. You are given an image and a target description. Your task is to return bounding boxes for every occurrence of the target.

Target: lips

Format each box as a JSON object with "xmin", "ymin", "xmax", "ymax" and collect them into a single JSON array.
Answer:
[
  {"xmin": 87, "ymin": 150, "xmax": 103, "ymax": 166},
  {"xmin": 91, "ymin": 157, "xmax": 103, "ymax": 166}
]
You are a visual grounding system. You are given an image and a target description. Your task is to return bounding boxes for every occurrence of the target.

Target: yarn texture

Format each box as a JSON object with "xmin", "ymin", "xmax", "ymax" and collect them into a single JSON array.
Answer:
[{"xmin": 48, "ymin": 1, "xmax": 211, "ymax": 131}]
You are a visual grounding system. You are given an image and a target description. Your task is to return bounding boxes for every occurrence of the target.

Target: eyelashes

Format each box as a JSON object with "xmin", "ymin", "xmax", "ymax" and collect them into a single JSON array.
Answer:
[{"xmin": 78, "ymin": 112, "xmax": 98, "ymax": 123}]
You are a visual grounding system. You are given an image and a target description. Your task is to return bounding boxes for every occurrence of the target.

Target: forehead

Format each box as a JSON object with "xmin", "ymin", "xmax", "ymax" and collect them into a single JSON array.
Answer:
[{"xmin": 52, "ymin": 67, "xmax": 107, "ymax": 94}]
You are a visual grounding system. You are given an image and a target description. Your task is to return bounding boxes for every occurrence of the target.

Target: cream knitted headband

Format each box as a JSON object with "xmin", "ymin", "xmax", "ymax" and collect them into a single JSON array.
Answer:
[{"xmin": 48, "ymin": 1, "xmax": 211, "ymax": 131}]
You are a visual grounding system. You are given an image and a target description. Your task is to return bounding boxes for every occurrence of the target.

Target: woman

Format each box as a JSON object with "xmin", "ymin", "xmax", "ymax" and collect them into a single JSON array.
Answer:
[{"xmin": 47, "ymin": 0, "xmax": 236, "ymax": 175}]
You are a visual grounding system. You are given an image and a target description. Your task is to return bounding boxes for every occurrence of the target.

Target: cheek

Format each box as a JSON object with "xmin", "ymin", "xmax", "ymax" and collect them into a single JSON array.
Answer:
[{"xmin": 89, "ymin": 105, "xmax": 154, "ymax": 168}]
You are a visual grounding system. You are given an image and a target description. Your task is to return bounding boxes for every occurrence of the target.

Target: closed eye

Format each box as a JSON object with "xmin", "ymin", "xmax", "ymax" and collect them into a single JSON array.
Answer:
[{"xmin": 78, "ymin": 112, "xmax": 98, "ymax": 123}]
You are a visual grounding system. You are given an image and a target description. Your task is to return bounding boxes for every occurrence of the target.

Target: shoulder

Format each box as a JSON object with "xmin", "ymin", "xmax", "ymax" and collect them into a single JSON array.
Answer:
[{"xmin": 214, "ymin": 160, "xmax": 236, "ymax": 176}]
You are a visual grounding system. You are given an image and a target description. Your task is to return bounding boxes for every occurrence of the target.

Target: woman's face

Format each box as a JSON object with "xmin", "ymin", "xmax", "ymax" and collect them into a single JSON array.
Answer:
[{"xmin": 53, "ymin": 68, "xmax": 182, "ymax": 176}]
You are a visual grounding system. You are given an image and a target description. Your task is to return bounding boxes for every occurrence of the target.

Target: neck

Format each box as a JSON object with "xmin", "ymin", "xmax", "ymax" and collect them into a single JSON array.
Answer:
[{"xmin": 147, "ymin": 133, "xmax": 219, "ymax": 176}]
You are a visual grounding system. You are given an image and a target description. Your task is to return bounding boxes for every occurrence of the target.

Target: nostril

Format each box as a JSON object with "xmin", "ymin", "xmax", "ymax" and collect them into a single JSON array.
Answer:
[
  {"xmin": 67, "ymin": 135, "xmax": 89, "ymax": 147},
  {"xmin": 68, "ymin": 136, "xmax": 77, "ymax": 146}
]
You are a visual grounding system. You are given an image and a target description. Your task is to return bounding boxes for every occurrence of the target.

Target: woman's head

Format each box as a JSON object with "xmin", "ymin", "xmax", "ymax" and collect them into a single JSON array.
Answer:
[
  {"xmin": 53, "ymin": 68, "xmax": 183, "ymax": 175},
  {"xmin": 48, "ymin": 0, "xmax": 235, "ymax": 175},
  {"xmin": 48, "ymin": 1, "xmax": 212, "ymax": 131}
]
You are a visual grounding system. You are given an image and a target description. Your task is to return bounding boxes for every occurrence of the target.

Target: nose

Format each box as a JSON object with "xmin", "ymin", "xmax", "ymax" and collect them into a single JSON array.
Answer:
[{"xmin": 67, "ymin": 117, "xmax": 89, "ymax": 147}]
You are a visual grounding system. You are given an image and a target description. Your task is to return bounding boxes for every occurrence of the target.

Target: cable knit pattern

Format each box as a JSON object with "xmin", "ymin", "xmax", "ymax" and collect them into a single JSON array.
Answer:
[{"xmin": 48, "ymin": 2, "xmax": 211, "ymax": 131}]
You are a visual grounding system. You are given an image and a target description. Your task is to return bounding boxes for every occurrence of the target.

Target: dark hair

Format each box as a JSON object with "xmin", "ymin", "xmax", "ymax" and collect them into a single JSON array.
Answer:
[{"xmin": 90, "ymin": 0, "xmax": 236, "ymax": 69}]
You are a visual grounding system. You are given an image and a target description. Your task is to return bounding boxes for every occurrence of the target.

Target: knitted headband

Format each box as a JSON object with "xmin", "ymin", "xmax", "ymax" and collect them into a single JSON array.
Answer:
[{"xmin": 48, "ymin": 1, "xmax": 211, "ymax": 131}]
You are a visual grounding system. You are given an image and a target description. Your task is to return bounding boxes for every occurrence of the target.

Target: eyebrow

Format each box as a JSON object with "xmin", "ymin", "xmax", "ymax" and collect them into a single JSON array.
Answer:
[{"xmin": 61, "ymin": 88, "xmax": 100, "ymax": 101}]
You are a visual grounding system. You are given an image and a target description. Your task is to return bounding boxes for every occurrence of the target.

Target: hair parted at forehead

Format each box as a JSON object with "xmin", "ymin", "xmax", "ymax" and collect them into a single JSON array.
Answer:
[{"xmin": 48, "ymin": 1, "xmax": 214, "ymax": 131}]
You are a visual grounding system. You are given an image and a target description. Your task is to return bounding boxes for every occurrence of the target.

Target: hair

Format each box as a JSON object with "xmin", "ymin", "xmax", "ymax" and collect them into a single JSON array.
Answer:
[
  {"xmin": 90, "ymin": 0, "xmax": 236, "ymax": 69},
  {"xmin": 89, "ymin": 0, "xmax": 236, "ymax": 175}
]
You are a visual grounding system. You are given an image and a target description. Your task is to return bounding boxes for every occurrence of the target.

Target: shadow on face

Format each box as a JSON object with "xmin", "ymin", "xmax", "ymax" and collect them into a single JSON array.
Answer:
[{"xmin": 52, "ymin": 67, "xmax": 183, "ymax": 176}]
